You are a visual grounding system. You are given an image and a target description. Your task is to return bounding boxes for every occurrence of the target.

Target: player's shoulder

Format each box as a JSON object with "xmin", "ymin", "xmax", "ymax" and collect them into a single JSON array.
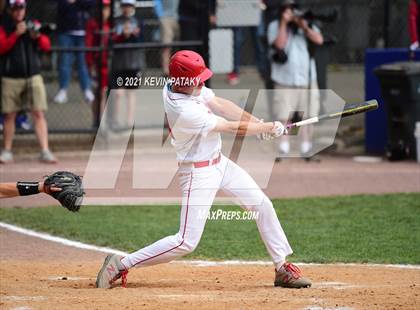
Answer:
[
  {"xmin": 163, "ymin": 84, "xmax": 184, "ymax": 102},
  {"xmin": 163, "ymin": 84, "xmax": 191, "ymax": 112},
  {"xmin": 200, "ymin": 86, "xmax": 216, "ymax": 103},
  {"xmin": 201, "ymin": 85, "xmax": 213, "ymax": 95}
]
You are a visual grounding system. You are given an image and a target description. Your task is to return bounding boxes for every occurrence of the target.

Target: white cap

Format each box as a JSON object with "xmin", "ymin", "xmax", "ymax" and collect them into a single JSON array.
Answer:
[
  {"xmin": 9, "ymin": 0, "xmax": 26, "ymax": 8},
  {"xmin": 121, "ymin": 0, "xmax": 136, "ymax": 6}
]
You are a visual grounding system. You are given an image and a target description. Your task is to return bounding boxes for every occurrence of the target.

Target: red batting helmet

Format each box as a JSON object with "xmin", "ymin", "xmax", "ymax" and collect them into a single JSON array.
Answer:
[{"xmin": 169, "ymin": 50, "xmax": 213, "ymax": 85}]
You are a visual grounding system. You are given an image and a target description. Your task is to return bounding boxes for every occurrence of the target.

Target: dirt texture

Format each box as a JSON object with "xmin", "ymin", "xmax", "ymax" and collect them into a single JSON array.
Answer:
[
  {"xmin": 1, "ymin": 261, "xmax": 419, "ymax": 310},
  {"xmin": 1, "ymin": 229, "xmax": 419, "ymax": 310},
  {"xmin": 1, "ymin": 152, "xmax": 419, "ymax": 309}
]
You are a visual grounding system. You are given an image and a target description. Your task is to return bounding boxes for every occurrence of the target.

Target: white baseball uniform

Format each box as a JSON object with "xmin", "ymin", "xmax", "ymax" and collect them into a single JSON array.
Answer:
[{"xmin": 121, "ymin": 84, "xmax": 293, "ymax": 270}]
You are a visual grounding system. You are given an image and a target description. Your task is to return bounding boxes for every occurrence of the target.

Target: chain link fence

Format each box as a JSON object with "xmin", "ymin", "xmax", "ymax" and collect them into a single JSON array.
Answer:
[{"xmin": 0, "ymin": 0, "xmax": 413, "ymax": 133}]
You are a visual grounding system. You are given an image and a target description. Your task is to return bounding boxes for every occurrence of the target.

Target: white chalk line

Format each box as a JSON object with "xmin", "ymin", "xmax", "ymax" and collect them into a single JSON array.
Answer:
[
  {"xmin": 1, "ymin": 221, "xmax": 420, "ymax": 270},
  {"xmin": 2, "ymin": 296, "xmax": 46, "ymax": 302},
  {"xmin": 0, "ymin": 222, "xmax": 127, "ymax": 256}
]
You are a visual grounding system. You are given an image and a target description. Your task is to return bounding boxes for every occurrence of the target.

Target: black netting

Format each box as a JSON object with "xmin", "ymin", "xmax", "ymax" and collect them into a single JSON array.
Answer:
[{"xmin": 0, "ymin": 0, "xmax": 412, "ymax": 132}]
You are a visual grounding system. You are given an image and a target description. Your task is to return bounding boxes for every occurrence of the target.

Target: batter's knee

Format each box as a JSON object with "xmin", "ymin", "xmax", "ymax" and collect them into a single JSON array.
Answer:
[
  {"xmin": 176, "ymin": 234, "xmax": 200, "ymax": 255},
  {"xmin": 181, "ymin": 240, "xmax": 199, "ymax": 254}
]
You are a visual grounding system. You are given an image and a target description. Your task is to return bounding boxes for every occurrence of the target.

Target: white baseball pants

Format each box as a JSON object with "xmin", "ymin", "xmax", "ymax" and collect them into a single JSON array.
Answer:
[{"xmin": 121, "ymin": 155, "xmax": 292, "ymax": 269}]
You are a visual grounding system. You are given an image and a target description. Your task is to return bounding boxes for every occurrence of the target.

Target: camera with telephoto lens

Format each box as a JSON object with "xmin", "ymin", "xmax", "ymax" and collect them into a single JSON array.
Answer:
[
  {"xmin": 27, "ymin": 20, "xmax": 41, "ymax": 33},
  {"xmin": 27, "ymin": 20, "xmax": 55, "ymax": 34},
  {"xmin": 292, "ymin": 8, "xmax": 338, "ymax": 24},
  {"xmin": 269, "ymin": 0, "xmax": 339, "ymax": 23}
]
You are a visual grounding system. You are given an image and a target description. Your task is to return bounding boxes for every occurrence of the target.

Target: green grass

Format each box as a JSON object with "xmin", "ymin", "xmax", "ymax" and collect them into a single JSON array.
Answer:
[{"xmin": 1, "ymin": 193, "xmax": 419, "ymax": 264}]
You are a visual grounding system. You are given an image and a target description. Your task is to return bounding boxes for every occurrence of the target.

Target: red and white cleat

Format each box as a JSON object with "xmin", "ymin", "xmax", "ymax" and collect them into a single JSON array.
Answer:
[
  {"xmin": 274, "ymin": 262, "xmax": 312, "ymax": 288},
  {"xmin": 96, "ymin": 254, "xmax": 128, "ymax": 288}
]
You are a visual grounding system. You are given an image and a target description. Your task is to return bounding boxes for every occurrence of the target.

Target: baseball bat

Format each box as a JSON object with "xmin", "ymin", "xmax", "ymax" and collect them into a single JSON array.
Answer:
[{"xmin": 286, "ymin": 99, "xmax": 378, "ymax": 129}]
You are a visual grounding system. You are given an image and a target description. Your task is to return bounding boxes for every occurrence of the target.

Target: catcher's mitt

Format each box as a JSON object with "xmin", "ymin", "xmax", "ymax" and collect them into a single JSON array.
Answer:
[{"xmin": 44, "ymin": 171, "xmax": 84, "ymax": 212}]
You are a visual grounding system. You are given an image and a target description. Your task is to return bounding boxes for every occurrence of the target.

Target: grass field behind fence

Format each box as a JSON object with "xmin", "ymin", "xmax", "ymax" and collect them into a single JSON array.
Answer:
[{"xmin": 1, "ymin": 193, "xmax": 419, "ymax": 264}]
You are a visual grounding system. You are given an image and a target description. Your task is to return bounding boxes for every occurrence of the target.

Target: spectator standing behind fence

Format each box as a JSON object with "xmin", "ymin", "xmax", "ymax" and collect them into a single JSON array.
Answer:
[
  {"xmin": 54, "ymin": 0, "xmax": 95, "ymax": 105},
  {"xmin": 409, "ymin": 0, "xmax": 420, "ymax": 52},
  {"xmin": 0, "ymin": 0, "xmax": 31, "ymax": 134},
  {"xmin": 178, "ymin": 0, "xmax": 216, "ymax": 54},
  {"xmin": 154, "ymin": 0, "xmax": 179, "ymax": 76},
  {"xmin": 0, "ymin": 0, "xmax": 57, "ymax": 164},
  {"xmin": 267, "ymin": 0, "xmax": 323, "ymax": 158},
  {"xmin": 110, "ymin": 0, "xmax": 142, "ymax": 128},
  {"xmin": 86, "ymin": 0, "xmax": 111, "ymax": 125}
]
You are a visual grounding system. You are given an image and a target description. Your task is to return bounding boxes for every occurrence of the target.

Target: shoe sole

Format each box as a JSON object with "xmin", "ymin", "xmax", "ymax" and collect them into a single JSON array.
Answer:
[
  {"xmin": 96, "ymin": 254, "xmax": 113, "ymax": 288},
  {"xmin": 274, "ymin": 282, "xmax": 312, "ymax": 288}
]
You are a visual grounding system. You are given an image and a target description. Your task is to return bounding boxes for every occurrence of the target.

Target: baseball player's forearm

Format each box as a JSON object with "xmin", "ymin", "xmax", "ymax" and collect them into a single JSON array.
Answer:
[
  {"xmin": 214, "ymin": 118, "xmax": 275, "ymax": 136},
  {"xmin": 0, "ymin": 182, "xmax": 45, "ymax": 198},
  {"xmin": 209, "ymin": 97, "xmax": 260, "ymax": 122},
  {"xmin": 0, "ymin": 181, "xmax": 59, "ymax": 199},
  {"xmin": 0, "ymin": 183, "xmax": 21, "ymax": 198}
]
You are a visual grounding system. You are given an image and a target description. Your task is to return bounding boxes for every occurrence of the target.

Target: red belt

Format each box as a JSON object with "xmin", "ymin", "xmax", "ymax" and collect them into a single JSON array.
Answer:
[{"xmin": 179, "ymin": 154, "xmax": 221, "ymax": 168}]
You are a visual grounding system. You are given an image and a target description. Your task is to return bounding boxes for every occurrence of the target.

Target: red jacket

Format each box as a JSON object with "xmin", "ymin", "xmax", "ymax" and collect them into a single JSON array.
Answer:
[
  {"xmin": 0, "ymin": 27, "xmax": 50, "ymax": 55},
  {"xmin": 0, "ymin": 17, "xmax": 51, "ymax": 78},
  {"xmin": 85, "ymin": 17, "xmax": 110, "ymax": 71},
  {"xmin": 409, "ymin": 0, "xmax": 419, "ymax": 44}
]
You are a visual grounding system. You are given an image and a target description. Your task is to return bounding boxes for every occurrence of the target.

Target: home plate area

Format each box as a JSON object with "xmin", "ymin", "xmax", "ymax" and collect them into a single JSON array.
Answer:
[{"xmin": 1, "ymin": 259, "xmax": 419, "ymax": 310}]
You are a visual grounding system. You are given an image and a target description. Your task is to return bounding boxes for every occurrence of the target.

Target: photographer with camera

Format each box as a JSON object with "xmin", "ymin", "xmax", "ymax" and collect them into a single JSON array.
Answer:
[
  {"xmin": 267, "ymin": 0, "xmax": 323, "ymax": 158},
  {"xmin": 0, "ymin": 0, "xmax": 57, "ymax": 164}
]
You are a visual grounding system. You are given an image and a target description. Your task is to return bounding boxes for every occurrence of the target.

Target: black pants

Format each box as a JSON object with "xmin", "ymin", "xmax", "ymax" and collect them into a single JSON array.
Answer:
[{"xmin": 179, "ymin": 18, "xmax": 204, "ymax": 55}]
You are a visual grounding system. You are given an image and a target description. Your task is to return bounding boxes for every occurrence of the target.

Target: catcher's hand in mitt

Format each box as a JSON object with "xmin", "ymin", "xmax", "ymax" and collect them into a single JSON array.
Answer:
[{"xmin": 44, "ymin": 171, "xmax": 84, "ymax": 212}]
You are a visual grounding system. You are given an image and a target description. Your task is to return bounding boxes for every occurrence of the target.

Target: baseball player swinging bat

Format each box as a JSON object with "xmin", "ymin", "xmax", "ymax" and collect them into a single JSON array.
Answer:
[
  {"xmin": 96, "ymin": 50, "xmax": 312, "ymax": 290},
  {"xmin": 286, "ymin": 100, "xmax": 379, "ymax": 129}
]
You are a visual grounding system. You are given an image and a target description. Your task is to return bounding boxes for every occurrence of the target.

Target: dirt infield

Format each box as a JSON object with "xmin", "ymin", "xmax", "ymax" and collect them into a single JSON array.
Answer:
[
  {"xmin": 1, "ymin": 228, "xmax": 419, "ymax": 310},
  {"xmin": 1, "ymin": 260, "xmax": 419, "ymax": 309},
  {"xmin": 1, "ymin": 152, "xmax": 419, "ymax": 309}
]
